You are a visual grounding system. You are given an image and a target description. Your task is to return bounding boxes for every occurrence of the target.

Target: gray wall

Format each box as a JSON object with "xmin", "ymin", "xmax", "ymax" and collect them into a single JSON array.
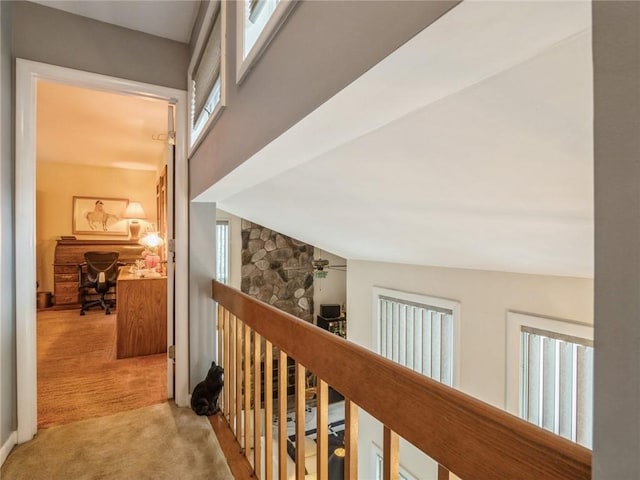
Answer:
[
  {"xmin": 3, "ymin": 0, "xmax": 190, "ymax": 447},
  {"xmin": 593, "ymin": 1, "xmax": 640, "ymax": 478},
  {"xmin": 189, "ymin": 0, "xmax": 457, "ymax": 199},
  {"xmin": 13, "ymin": 1, "xmax": 189, "ymax": 90},
  {"xmin": 0, "ymin": 0, "xmax": 15, "ymax": 448}
]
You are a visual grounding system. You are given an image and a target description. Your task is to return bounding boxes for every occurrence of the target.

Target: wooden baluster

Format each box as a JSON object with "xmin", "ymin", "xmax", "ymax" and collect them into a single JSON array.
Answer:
[
  {"xmin": 236, "ymin": 318, "xmax": 243, "ymax": 442},
  {"xmin": 383, "ymin": 427, "xmax": 399, "ymax": 480},
  {"xmin": 438, "ymin": 464, "xmax": 450, "ymax": 480},
  {"xmin": 254, "ymin": 332, "xmax": 262, "ymax": 479},
  {"xmin": 316, "ymin": 379, "xmax": 328, "ymax": 480},
  {"xmin": 264, "ymin": 340, "xmax": 273, "ymax": 480},
  {"xmin": 244, "ymin": 323, "xmax": 251, "ymax": 460},
  {"xmin": 223, "ymin": 308, "xmax": 230, "ymax": 420},
  {"xmin": 278, "ymin": 350, "xmax": 288, "ymax": 480},
  {"xmin": 216, "ymin": 304, "xmax": 221, "ymax": 414},
  {"xmin": 295, "ymin": 361, "xmax": 306, "ymax": 480},
  {"xmin": 345, "ymin": 399, "xmax": 358, "ymax": 479},
  {"xmin": 229, "ymin": 313, "xmax": 236, "ymax": 427}
]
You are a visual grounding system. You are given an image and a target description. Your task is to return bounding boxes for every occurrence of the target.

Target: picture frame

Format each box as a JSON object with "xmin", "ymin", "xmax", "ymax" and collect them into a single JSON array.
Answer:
[{"xmin": 72, "ymin": 196, "xmax": 129, "ymax": 236}]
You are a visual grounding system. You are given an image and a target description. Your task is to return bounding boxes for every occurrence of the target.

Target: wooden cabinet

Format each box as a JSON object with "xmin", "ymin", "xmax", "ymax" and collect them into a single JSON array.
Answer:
[
  {"xmin": 116, "ymin": 271, "xmax": 167, "ymax": 358},
  {"xmin": 53, "ymin": 239, "xmax": 145, "ymax": 308}
]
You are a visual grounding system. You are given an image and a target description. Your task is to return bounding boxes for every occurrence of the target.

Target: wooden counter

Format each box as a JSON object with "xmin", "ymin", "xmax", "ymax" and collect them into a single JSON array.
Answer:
[{"xmin": 116, "ymin": 270, "xmax": 167, "ymax": 359}]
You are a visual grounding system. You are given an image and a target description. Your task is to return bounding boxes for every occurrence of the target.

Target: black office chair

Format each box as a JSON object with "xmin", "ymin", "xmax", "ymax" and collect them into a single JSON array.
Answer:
[{"xmin": 79, "ymin": 251, "xmax": 122, "ymax": 315}]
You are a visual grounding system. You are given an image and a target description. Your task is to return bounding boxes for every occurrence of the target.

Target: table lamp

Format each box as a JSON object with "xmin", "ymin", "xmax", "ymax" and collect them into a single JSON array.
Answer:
[
  {"xmin": 139, "ymin": 231, "xmax": 164, "ymax": 270},
  {"xmin": 328, "ymin": 447, "xmax": 345, "ymax": 480},
  {"xmin": 123, "ymin": 202, "xmax": 146, "ymax": 240}
]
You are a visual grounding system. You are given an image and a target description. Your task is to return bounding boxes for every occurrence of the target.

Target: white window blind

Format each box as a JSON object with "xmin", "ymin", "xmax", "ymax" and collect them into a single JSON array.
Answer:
[
  {"xmin": 521, "ymin": 326, "xmax": 593, "ymax": 448},
  {"xmin": 375, "ymin": 289, "xmax": 459, "ymax": 387},
  {"xmin": 216, "ymin": 220, "xmax": 229, "ymax": 284},
  {"xmin": 192, "ymin": 1, "xmax": 222, "ymax": 128}
]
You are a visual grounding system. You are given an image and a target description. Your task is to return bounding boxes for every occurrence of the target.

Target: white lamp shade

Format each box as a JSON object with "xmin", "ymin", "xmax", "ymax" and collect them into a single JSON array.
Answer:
[
  {"xmin": 123, "ymin": 201, "xmax": 146, "ymax": 219},
  {"xmin": 140, "ymin": 232, "xmax": 164, "ymax": 249}
]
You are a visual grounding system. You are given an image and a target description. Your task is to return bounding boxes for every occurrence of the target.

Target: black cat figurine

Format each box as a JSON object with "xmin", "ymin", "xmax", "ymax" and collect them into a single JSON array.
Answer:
[{"xmin": 190, "ymin": 361, "xmax": 224, "ymax": 416}]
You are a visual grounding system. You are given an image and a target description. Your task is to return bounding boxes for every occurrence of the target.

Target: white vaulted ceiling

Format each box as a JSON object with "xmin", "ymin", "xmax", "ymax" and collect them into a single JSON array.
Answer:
[
  {"xmin": 198, "ymin": 1, "xmax": 594, "ymax": 278},
  {"xmin": 35, "ymin": 0, "xmax": 595, "ymax": 277}
]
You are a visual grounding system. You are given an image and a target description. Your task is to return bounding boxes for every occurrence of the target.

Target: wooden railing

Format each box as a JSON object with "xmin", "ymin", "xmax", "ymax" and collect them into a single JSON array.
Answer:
[{"xmin": 212, "ymin": 280, "xmax": 591, "ymax": 480}]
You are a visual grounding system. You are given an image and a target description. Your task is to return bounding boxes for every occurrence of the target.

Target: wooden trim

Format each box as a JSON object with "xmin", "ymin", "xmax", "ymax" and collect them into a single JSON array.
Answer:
[
  {"xmin": 344, "ymin": 398, "xmax": 358, "ymax": 480},
  {"xmin": 295, "ymin": 362, "xmax": 306, "ymax": 480},
  {"xmin": 438, "ymin": 464, "xmax": 450, "ymax": 480},
  {"xmin": 213, "ymin": 281, "xmax": 591, "ymax": 480},
  {"xmin": 209, "ymin": 413, "xmax": 254, "ymax": 480},
  {"xmin": 264, "ymin": 340, "xmax": 273, "ymax": 480},
  {"xmin": 316, "ymin": 379, "xmax": 328, "ymax": 480},
  {"xmin": 383, "ymin": 427, "xmax": 399, "ymax": 480}
]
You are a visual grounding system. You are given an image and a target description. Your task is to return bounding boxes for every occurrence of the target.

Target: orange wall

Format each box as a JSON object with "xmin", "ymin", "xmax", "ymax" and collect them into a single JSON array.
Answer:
[{"xmin": 36, "ymin": 161, "xmax": 158, "ymax": 293}]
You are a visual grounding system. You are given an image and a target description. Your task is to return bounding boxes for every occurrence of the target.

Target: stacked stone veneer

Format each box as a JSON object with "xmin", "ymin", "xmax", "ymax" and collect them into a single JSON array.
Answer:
[{"xmin": 241, "ymin": 220, "xmax": 314, "ymax": 322}]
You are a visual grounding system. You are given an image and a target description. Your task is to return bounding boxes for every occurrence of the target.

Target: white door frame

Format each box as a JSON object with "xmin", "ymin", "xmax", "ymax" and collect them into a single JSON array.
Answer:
[{"xmin": 15, "ymin": 59, "xmax": 190, "ymax": 443}]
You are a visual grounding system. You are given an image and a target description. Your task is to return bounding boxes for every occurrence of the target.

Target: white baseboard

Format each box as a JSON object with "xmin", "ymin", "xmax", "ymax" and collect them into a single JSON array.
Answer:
[{"xmin": 0, "ymin": 431, "xmax": 17, "ymax": 467}]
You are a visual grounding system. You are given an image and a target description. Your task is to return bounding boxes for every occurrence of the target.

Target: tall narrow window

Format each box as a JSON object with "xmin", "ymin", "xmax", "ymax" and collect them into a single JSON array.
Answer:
[
  {"xmin": 189, "ymin": 0, "xmax": 225, "ymax": 147},
  {"xmin": 216, "ymin": 220, "xmax": 229, "ymax": 284},
  {"xmin": 237, "ymin": 0, "xmax": 296, "ymax": 82},
  {"xmin": 373, "ymin": 287, "xmax": 460, "ymax": 387},
  {"xmin": 507, "ymin": 312, "xmax": 593, "ymax": 449}
]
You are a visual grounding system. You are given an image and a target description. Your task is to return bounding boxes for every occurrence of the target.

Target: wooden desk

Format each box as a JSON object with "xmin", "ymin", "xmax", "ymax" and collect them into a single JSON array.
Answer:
[
  {"xmin": 116, "ymin": 270, "xmax": 167, "ymax": 359},
  {"xmin": 53, "ymin": 239, "xmax": 144, "ymax": 308}
]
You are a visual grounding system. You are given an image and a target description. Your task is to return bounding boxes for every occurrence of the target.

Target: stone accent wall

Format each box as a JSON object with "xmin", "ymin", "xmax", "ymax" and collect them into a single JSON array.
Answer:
[{"xmin": 241, "ymin": 220, "xmax": 314, "ymax": 322}]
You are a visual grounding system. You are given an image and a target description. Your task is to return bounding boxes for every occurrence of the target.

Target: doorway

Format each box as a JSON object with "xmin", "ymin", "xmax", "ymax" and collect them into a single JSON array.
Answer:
[
  {"xmin": 15, "ymin": 59, "xmax": 190, "ymax": 443},
  {"xmin": 35, "ymin": 80, "xmax": 169, "ymax": 427}
]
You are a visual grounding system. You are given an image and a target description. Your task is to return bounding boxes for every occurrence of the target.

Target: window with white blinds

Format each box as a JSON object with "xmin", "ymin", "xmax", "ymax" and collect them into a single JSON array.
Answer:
[
  {"xmin": 216, "ymin": 220, "xmax": 229, "ymax": 284},
  {"xmin": 189, "ymin": 0, "xmax": 225, "ymax": 147},
  {"xmin": 373, "ymin": 288, "xmax": 460, "ymax": 387},
  {"xmin": 506, "ymin": 312, "xmax": 593, "ymax": 449},
  {"xmin": 521, "ymin": 327, "xmax": 593, "ymax": 448}
]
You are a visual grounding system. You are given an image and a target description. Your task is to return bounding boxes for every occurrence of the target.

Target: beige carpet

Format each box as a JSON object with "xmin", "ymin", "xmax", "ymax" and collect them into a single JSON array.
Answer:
[
  {"xmin": 37, "ymin": 309, "xmax": 167, "ymax": 428},
  {"xmin": 1, "ymin": 402, "xmax": 233, "ymax": 480}
]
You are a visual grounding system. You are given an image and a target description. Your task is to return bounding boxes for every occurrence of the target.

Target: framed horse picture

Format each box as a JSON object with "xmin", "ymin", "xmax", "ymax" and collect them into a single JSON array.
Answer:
[{"xmin": 72, "ymin": 196, "xmax": 129, "ymax": 236}]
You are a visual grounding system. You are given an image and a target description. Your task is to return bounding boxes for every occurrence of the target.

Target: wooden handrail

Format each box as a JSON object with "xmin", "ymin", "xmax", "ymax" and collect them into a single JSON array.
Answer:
[{"xmin": 213, "ymin": 280, "xmax": 591, "ymax": 480}]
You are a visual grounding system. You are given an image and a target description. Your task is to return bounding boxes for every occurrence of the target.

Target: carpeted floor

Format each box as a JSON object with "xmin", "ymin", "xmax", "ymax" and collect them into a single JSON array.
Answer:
[
  {"xmin": 37, "ymin": 309, "xmax": 167, "ymax": 428},
  {"xmin": 1, "ymin": 402, "xmax": 233, "ymax": 480}
]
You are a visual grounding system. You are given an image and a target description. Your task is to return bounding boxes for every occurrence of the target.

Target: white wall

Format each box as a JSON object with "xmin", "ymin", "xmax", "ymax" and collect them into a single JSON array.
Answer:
[
  {"xmin": 189, "ymin": 203, "xmax": 217, "ymax": 389},
  {"xmin": 347, "ymin": 260, "xmax": 593, "ymax": 480}
]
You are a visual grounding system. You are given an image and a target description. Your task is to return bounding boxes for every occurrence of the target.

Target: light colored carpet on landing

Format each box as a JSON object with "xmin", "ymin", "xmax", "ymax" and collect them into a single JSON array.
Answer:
[{"xmin": 1, "ymin": 402, "xmax": 233, "ymax": 480}]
